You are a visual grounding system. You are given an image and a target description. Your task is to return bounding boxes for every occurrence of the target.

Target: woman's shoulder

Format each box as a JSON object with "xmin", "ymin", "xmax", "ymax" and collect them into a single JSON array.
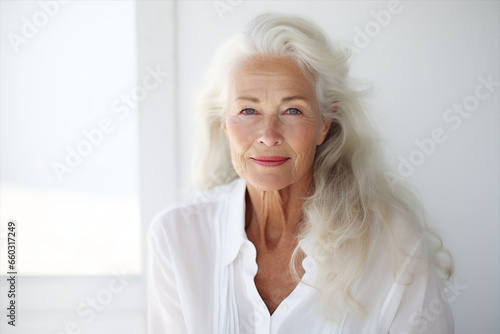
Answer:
[
  {"xmin": 366, "ymin": 209, "xmax": 447, "ymax": 287},
  {"xmin": 147, "ymin": 177, "xmax": 246, "ymax": 272}
]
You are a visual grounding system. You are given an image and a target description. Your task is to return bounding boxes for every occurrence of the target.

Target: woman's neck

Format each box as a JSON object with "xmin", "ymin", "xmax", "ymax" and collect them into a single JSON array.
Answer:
[{"xmin": 245, "ymin": 175, "xmax": 311, "ymax": 249}]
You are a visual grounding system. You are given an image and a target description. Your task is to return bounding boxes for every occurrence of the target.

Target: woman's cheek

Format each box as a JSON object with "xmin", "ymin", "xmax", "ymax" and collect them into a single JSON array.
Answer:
[
  {"xmin": 225, "ymin": 121, "xmax": 255, "ymax": 175},
  {"xmin": 289, "ymin": 126, "xmax": 319, "ymax": 173},
  {"xmin": 226, "ymin": 117, "xmax": 259, "ymax": 150}
]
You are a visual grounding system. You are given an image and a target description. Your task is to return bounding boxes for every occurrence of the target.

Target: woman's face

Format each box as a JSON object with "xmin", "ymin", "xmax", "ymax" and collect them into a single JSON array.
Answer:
[{"xmin": 224, "ymin": 56, "xmax": 331, "ymax": 192}]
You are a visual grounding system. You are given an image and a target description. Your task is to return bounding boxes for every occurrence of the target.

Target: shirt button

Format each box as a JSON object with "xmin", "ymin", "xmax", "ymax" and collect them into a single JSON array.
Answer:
[{"xmin": 282, "ymin": 304, "xmax": 288, "ymax": 312}]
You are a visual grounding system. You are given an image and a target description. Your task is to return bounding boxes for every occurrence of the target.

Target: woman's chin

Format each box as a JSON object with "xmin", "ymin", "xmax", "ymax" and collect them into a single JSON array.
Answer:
[{"xmin": 243, "ymin": 173, "xmax": 292, "ymax": 192}]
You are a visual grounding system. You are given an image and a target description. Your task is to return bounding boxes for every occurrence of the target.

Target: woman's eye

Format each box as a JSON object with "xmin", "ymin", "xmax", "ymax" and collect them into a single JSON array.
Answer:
[
  {"xmin": 241, "ymin": 108, "xmax": 256, "ymax": 115},
  {"xmin": 286, "ymin": 108, "xmax": 302, "ymax": 115}
]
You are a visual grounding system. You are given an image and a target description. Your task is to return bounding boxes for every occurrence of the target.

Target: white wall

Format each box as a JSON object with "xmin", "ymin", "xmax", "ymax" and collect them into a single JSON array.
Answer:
[
  {"xmin": 0, "ymin": 1, "xmax": 141, "ymax": 276},
  {"xmin": 174, "ymin": 1, "xmax": 499, "ymax": 333}
]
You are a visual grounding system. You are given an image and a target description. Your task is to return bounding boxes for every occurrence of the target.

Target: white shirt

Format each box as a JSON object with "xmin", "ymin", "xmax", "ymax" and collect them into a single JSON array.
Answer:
[{"xmin": 147, "ymin": 178, "xmax": 454, "ymax": 334}]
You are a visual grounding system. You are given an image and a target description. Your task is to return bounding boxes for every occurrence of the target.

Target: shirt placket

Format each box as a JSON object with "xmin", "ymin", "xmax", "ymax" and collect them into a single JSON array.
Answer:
[
  {"xmin": 269, "ymin": 269, "xmax": 315, "ymax": 333},
  {"xmin": 238, "ymin": 240, "xmax": 272, "ymax": 334}
]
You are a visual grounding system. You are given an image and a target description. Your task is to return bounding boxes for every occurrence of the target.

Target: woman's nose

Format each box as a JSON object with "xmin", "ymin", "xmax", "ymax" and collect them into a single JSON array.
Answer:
[{"xmin": 257, "ymin": 116, "xmax": 283, "ymax": 146}]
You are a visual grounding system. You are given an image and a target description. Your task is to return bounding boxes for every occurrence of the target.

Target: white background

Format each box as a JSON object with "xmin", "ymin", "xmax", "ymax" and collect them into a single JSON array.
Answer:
[{"xmin": 1, "ymin": 1, "xmax": 499, "ymax": 333}]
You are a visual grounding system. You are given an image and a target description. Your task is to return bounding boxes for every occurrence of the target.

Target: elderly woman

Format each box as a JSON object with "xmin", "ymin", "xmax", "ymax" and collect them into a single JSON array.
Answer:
[{"xmin": 148, "ymin": 13, "xmax": 454, "ymax": 334}]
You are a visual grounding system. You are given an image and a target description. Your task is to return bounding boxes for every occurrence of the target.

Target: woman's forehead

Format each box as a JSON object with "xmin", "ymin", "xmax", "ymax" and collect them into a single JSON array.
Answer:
[
  {"xmin": 236, "ymin": 55, "xmax": 305, "ymax": 77},
  {"xmin": 230, "ymin": 56, "xmax": 315, "ymax": 97}
]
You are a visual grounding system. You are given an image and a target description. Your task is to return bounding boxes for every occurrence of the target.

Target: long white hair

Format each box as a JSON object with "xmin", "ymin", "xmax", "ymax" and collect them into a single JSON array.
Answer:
[{"xmin": 192, "ymin": 12, "xmax": 453, "ymax": 320}]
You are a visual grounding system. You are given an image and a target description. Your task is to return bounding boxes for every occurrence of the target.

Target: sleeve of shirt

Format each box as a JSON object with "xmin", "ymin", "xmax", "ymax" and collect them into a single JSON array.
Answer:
[
  {"xmin": 147, "ymin": 217, "xmax": 189, "ymax": 334},
  {"xmin": 380, "ymin": 237, "xmax": 455, "ymax": 334}
]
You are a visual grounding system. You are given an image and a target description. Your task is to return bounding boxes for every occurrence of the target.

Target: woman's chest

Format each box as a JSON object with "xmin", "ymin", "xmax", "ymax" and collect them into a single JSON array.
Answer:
[{"xmin": 253, "ymin": 259, "xmax": 302, "ymax": 314}]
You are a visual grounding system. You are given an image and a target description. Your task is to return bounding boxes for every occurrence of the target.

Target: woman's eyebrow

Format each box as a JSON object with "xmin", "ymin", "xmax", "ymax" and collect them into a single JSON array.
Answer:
[
  {"xmin": 235, "ymin": 95, "xmax": 310, "ymax": 103},
  {"xmin": 235, "ymin": 96, "xmax": 260, "ymax": 103},
  {"xmin": 281, "ymin": 95, "xmax": 310, "ymax": 103}
]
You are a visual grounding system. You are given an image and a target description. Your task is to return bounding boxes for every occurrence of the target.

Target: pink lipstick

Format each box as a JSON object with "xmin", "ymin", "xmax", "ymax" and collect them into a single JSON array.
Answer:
[{"xmin": 251, "ymin": 156, "xmax": 290, "ymax": 167}]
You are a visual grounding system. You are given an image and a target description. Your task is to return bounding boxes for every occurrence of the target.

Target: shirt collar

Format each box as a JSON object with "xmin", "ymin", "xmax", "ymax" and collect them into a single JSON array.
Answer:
[{"xmin": 221, "ymin": 177, "xmax": 248, "ymax": 266}]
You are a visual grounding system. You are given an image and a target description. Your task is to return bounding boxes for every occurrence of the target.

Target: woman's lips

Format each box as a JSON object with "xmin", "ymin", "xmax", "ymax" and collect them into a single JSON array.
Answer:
[{"xmin": 250, "ymin": 156, "xmax": 290, "ymax": 167}]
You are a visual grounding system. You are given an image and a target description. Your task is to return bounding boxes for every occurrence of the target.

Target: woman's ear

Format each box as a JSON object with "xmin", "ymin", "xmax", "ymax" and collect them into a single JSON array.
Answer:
[
  {"xmin": 316, "ymin": 104, "xmax": 336, "ymax": 145},
  {"xmin": 316, "ymin": 118, "xmax": 332, "ymax": 146}
]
